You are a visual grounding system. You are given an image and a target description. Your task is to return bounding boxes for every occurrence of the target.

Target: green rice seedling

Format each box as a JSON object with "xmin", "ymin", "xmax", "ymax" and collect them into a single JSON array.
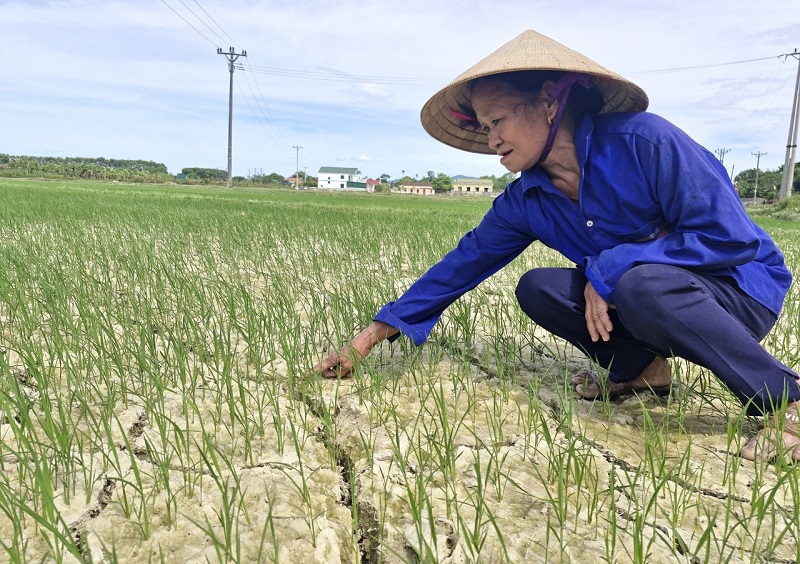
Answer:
[
  {"xmin": 0, "ymin": 478, "xmax": 81, "ymax": 563},
  {"xmin": 255, "ymin": 488, "xmax": 281, "ymax": 564},
  {"xmin": 115, "ymin": 415, "xmax": 152, "ymax": 540},
  {"xmin": 602, "ymin": 462, "xmax": 620, "ymax": 564},
  {"xmin": 2, "ymin": 180, "xmax": 800, "ymax": 561},
  {"xmin": 190, "ymin": 436, "xmax": 251, "ymax": 563},
  {"xmin": 141, "ymin": 433, "xmax": 177, "ymax": 530},
  {"xmin": 305, "ymin": 375, "xmax": 342, "ymax": 467},
  {"xmin": 0, "ymin": 470, "xmax": 29, "ymax": 561},
  {"xmin": 456, "ymin": 449, "xmax": 511, "ymax": 562},
  {"xmin": 0, "ymin": 402, "xmax": 82, "ymax": 562},
  {"xmin": 283, "ymin": 417, "xmax": 318, "ymax": 547},
  {"xmin": 425, "ymin": 379, "xmax": 469, "ymax": 487},
  {"xmin": 479, "ymin": 392, "xmax": 514, "ymax": 501},
  {"xmin": 382, "ymin": 407, "xmax": 441, "ymax": 560},
  {"xmin": 262, "ymin": 382, "xmax": 287, "ymax": 457}
]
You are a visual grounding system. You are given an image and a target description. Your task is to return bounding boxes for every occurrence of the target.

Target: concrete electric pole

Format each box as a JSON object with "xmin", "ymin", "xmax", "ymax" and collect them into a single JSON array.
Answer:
[
  {"xmin": 218, "ymin": 47, "xmax": 247, "ymax": 189},
  {"xmin": 779, "ymin": 49, "xmax": 800, "ymax": 200},
  {"xmin": 715, "ymin": 148, "xmax": 731, "ymax": 164},
  {"xmin": 752, "ymin": 151, "xmax": 767, "ymax": 204},
  {"xmin": 293, "ymin": 145, "xmax": 302, "ymax": 189}
]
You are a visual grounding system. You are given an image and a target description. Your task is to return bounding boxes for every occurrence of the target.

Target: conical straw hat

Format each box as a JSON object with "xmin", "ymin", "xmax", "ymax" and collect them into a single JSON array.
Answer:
[{"xmin": 420, "ymin": 29, "xmax": 648, "ymax": 154}]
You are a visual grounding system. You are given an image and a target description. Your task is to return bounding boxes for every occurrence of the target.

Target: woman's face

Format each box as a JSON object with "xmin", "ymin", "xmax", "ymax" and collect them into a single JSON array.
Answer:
[{"xmin": 470, "ymin": 80, "xmax": 551, "ymax": 173}]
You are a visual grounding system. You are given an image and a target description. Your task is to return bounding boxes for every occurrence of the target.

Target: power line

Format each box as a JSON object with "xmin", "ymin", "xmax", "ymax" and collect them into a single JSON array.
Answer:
[
  {"xmin": 191, "ymin": 0, "xmax": 240, "ymax": 48},
  {"xmin": 158, "ymin": 0, "xmax": 217, "ymax": 46},
  {"xmin": 160, "ymin": 0, "xmax": 290, "ymax": 164},
  {"xmin": 174, "ymin": 0, "xmax": 228, "ymax": 46},
  {"xmin": 627, "ymin": 55, "xmax": 779, "ymax": 75},
  {"xmin": 183, "ymin": 0, "xmax": 287, "ymax": 149},
  {"xmin": 245, "ymin": 64, "xmax": 440, "ymax": 85},
  {"xmin": 235, "ymin": 73, "xmax": 288, "ymax": 149},
  {"xmin": 728, "ymin": 57, "xmax": 794, "ymax": 148}
]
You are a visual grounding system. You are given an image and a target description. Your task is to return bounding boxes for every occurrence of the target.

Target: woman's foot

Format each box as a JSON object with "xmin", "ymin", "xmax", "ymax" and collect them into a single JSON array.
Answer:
[
  {"xmin": 740, "ymin": 401, "xmax": 800, "ymax": 463},
  {"xmin": 573, "ymin": 356, "xmax": 672, "ymax": 400}
]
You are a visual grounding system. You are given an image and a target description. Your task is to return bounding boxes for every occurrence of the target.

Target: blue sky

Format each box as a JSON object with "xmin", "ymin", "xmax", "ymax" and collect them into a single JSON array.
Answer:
[{"xmin": 1, "ymin": 0, "xmax": 799, "ymax": 181}]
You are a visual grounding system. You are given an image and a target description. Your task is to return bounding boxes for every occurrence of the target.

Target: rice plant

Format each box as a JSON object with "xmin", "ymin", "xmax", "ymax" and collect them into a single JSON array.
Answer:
[{"xmin": 0, "ymin": 177, "xmax": 798, "ymax": 562}]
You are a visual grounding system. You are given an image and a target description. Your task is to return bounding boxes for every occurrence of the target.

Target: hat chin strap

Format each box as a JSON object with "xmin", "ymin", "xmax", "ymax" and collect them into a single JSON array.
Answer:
[{"xmin": 535, "ymin": 73, "xmax": 590, "ymax": 166}]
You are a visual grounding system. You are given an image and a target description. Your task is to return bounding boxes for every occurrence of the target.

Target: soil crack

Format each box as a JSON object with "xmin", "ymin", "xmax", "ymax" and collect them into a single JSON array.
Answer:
[{"xmin": 69, "ymin": 409, "xmax": 148, "ymax": 562}]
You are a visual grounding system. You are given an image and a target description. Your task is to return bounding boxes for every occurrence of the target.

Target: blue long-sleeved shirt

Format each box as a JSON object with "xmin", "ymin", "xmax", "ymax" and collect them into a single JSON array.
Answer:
[{"xmin": 375, "ymin": 112, "xmax": 792, "ymax": 346}]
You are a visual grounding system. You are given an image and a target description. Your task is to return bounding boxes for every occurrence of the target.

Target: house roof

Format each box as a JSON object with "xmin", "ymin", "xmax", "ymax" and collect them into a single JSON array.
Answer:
[
  {"xmin": 319, "ymin": 167, "xmax": 360, "ymax": 174},
  {"xmin": 402, "ymin": 181, "xmax": 433, "ymax": 187},
  {"xmin": 453, "ymin": 177, "xmax": 492, "ymax": 183}
]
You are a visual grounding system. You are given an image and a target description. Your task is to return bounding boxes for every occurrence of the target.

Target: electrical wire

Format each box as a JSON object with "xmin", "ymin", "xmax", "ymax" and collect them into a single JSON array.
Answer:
[
  {"xmin": 627, "ymin": 55, "xmax": 780, "ymax": 75},
  {"xmin": 192, "ymin": 0, "xmax": 241, "ymax": 49},
  {"xmin": 236, "ymin": 71, "xmax": 288, "ymax": 148},
  {"xmin": 157, "ymin": 0, "xmax": 217, "ymax": 47},
  {"xmin": 173, "ymin": 0, "xmax": 228, "ymax": 46},
  {"xmin": 157, "ymin": 0, "xmax": 796, "ymax": 170},
  {"xmin": 160, "ymin": 0, "xmax": 290, "ymax": 152},
  {"xmin": 245, "ymin": 64, "xmax": 439, "ymax": 85},
  {"xmin": 729, "ymin": 58, "xmax": 795, "ymax": 147}
]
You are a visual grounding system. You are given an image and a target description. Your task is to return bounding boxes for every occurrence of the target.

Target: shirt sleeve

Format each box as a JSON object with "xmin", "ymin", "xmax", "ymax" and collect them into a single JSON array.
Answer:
[
  {"xmin": 375, "ymin": 188, "xmax": 535, "ymax": 346},
  {"xmin": 584, "ymin": 124, "xmax": 761, "ymax": 303}
]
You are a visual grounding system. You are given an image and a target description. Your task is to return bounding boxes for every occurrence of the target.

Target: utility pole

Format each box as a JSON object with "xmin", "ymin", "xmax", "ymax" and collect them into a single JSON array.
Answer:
[
  {"xmin": 752, "ymin": 151, "xmax": 767, "ymax": 205},
  {"xmin": 293, "ymin": 145, "xmax": 302, "ymax": 189},
  {"xmin": 779, "ymin": 49, "xmax": 800, "ymax": 200},
  {"xmin": 715, "ymin": 148, "xmax": 731, "ymax": 164},
  {"xmin": 218, "ymin": 46, "xmax": 247, "ymax": 189}
]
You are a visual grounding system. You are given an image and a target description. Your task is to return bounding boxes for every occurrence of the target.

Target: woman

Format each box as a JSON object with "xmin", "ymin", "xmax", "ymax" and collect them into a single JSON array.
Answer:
[{"xmin": 313, "ymin": 30, "xmax": 800, "ymax": 462}]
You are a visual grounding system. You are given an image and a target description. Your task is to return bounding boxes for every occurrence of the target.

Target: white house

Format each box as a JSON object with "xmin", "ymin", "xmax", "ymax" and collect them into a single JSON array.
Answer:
[
  {"xmin": 451, "ymin": 177, "xmax": 493, "ymax": 196},
  {"xmin": 317, "ymin": 167, "xmax": 372, "ymax": 191}
]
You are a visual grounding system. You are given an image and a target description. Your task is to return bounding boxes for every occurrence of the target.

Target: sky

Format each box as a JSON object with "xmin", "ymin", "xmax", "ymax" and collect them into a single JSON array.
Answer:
[{"xmin": 1, "ymin": 0, "xmax": 799, "ymax": 182}]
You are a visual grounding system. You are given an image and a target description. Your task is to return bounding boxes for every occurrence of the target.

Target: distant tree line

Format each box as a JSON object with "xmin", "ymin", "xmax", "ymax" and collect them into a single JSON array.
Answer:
[
  {"xmin": 179, "ymin": 167, "xmax": 295, "ymax": 188},
  {"xmin": 734, "ymin": 162, "xmax": 799, "ymax": 202},
  {"xmin": 0, "ymin": 154, "xmax": 172, "ymax": 182}
]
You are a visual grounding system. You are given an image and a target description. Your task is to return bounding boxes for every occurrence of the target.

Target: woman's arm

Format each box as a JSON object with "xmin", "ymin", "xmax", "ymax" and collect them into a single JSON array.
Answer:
[{"xmin": 313, "ymin": 320, "xmax": 399, "ymax": 378}]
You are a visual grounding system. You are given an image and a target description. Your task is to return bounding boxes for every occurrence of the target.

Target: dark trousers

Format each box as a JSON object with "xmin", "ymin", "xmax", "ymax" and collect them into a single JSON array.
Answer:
[{"xmin": 515, "ymin": 264, "xmax": 800, "ymax": 415}]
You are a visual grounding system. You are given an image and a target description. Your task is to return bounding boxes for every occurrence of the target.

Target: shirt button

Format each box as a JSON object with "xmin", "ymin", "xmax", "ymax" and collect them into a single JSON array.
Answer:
[{"xmin": 586, "ymin": 220, "xmax": 594, "ymax": 227}]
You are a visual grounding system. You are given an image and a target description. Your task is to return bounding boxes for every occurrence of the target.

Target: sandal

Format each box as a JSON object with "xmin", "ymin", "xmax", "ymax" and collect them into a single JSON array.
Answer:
[
  {"xmin": 740, "ymin": 411, "xmax": 800, "ymax": 463},
  {"xmin": 572, "ymin": 367, "xmax": 673, "ymax": 400}
]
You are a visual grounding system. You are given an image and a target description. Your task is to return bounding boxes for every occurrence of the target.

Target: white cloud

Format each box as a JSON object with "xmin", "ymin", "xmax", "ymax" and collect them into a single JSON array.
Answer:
[{"xmin": 1, "ymin": 0, "xmax": 798, "ymax": 178}]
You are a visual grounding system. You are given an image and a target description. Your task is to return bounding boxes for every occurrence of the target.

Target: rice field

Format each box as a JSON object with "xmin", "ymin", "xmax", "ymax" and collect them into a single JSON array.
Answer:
[{"xmin": 0, "ymin": 177, "xmax": 799, "ymax": 563}]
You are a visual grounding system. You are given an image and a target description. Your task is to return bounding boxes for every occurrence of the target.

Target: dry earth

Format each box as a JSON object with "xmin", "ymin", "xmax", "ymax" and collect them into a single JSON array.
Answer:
[{"xmin": 3, "ymin": 335, "xmax": 797, "ymax": 563}]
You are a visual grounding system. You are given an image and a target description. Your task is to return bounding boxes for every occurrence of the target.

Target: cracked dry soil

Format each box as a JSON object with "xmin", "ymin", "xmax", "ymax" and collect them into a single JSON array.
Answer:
[{"xmin": 2, "ymin": 342, "xmax": 798, "ymax": 563}]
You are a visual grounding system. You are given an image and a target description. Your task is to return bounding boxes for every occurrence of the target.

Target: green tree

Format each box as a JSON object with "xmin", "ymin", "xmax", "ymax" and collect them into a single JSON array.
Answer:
[
  {"xmin": 432, "ymin": 172, "xmax": 453, "ymax": 193},
  {"xmin": 395, "ymin": 175, "xmax": 414, "ymax": 187},
  {"xmin": 735, "ymin": 168, "xmax": 782, "ymax": 201},
  {"xmin": 482, "ymin": 172, "xmax": 517, "ymax": 192},
  {"xmin": 181, "ymin": 167, "xmax": 227, "ymax": 182}
]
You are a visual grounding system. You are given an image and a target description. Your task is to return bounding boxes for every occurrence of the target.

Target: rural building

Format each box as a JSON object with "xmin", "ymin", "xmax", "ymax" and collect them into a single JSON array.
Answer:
[
  {"xmin": 397, "ymin": 181, "xmax": 435, "ymax": 196},
  {"xmin": 317, "ymin": 167, "xmax": 373, "ymax": 191},
  {"xmin": 452, "ymin": 177, "xmax": 493, "ymax": 196}
]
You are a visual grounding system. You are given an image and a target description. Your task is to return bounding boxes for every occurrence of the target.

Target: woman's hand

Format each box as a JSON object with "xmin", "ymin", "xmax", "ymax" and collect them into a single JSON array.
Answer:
[
  {"xmin": 584, "ymin": 281, "xmax": 614, "ymax": 342},
  {"xmin": 312, "ymin": 321, "xmax": 399, "ymax": 378}
]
